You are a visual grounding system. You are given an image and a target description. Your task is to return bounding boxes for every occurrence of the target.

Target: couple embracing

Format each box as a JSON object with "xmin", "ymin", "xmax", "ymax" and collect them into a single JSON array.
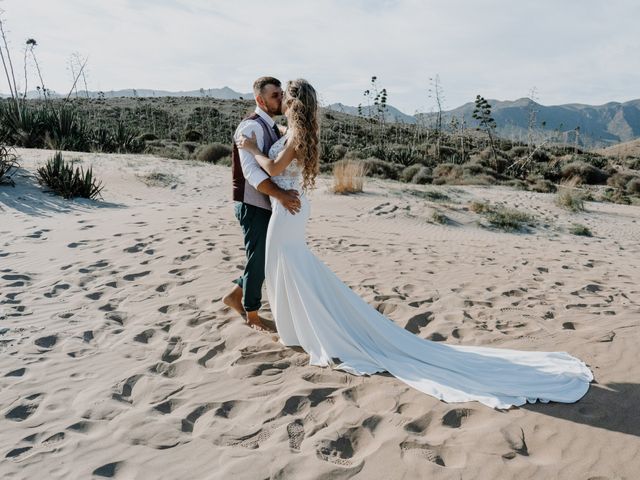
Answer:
[{"xmin": 222, "ymin": 76, "xmax": 593, "ymax": 409}]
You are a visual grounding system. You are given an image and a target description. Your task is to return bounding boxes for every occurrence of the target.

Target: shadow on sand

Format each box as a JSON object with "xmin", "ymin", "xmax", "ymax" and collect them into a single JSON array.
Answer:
[
  {"xmin": 0, "ymin": 167, "xmax": 125, "ymax": 216},
  {"xmin": 524, "ymin": 381, "xmax": 640, "ymax": 437}
]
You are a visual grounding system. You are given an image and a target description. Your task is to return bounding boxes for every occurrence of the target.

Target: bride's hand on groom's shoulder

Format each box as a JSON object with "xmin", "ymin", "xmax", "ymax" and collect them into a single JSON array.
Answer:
[{"xmin": 236, "ymin": 131, "xmax": 259, "ymax": 154}]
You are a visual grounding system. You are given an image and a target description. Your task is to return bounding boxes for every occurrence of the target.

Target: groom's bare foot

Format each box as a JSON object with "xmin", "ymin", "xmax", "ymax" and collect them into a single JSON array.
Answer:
[
  {"xmin": 246, "ymin": 311, "xmax": 275, "ymax": 332},
  {"xmin": 223, "ymin": 285, "xmax": 245, "ymax": 318}
]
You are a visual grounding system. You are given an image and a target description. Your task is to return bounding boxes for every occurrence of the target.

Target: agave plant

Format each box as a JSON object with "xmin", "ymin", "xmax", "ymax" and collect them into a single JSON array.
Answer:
[
  {"xmin": 0, "ymin": 100, "xmax": 46, "ymax": 147},
  {"xmin": 43, "ymin": 104, "xmax": 91, "ymax": 151},
  {"xmin": 0, "ymin": 144, "xmax": 20, "ymax": 187},
  {"xmin": 36, "ymin": 151, "xmax": 104, "ymax": 199}
]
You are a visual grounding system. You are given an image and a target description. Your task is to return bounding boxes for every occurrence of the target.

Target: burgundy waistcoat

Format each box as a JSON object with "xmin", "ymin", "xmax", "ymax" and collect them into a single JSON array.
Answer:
[{"xmin": 232, "ymin": 113, "xmax": 281, "ymax": 210}]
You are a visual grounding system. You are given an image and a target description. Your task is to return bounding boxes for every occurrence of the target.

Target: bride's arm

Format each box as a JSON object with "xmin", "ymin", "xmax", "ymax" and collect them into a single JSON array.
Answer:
[{"xmin": 237, "ymin": 132, "xmax": 296, "ymax": 177}]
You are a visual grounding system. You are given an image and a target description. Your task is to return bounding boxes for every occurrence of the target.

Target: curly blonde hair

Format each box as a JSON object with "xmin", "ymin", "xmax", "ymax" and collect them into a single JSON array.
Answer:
[{"xmin": 284, "ymin": 79, "xmax": 319, "ymax": 192}]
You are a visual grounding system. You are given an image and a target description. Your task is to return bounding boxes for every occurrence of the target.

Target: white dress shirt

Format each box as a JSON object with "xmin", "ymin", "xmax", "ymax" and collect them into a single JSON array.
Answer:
[{"xmin": 233, "ymin": 107, "xmax": 275, "ymax": 189}]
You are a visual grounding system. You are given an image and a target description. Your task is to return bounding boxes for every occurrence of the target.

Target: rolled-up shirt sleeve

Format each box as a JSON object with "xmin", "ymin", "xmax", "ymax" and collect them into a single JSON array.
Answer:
[{"xmin": 234, "ymin": 121, "xmax": 269, "ymax": 189}]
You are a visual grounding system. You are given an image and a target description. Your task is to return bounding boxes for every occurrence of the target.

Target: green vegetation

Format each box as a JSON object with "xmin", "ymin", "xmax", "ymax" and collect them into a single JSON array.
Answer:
[
  {"xmin": 36, "ymin": 151, "xmax": 104, "ymax": 199},
  {"xmin": 469, "ymin": 201, "xmax": 536, "ymax": 232},
  {"xmin": 0, "ymin": 143, "xmax": 19, "ymax": 186},
  {"xmin": 431, "ymin": 210, "xmax": 449, "ymax": 224},
  {"xmin": 556, "ymin": 186, "xmax": 585, "ymax": 212},
  {"xmin": 569, "ymin": 223, "xmax": 592, "ymax": 237}
]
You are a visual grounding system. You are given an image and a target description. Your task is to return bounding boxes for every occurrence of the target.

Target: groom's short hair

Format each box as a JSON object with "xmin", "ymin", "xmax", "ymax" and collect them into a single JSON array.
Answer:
[{"xmin": 253, "ymin": 76, "xmax": 281, "ymax": 96}]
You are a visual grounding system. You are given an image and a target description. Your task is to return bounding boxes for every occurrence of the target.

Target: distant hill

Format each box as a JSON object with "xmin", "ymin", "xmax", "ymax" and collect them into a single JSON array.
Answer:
[
  {"xmin": 418, "ymin": 98, "xmax": 640, "ymax": 148},
  {"xmin": 597, "ymin": 138, "xmax": 640, "ymax": 158},
  {"xmin": 1, "ymin": 86, "xmax": 252, "ymax": 100},
  {"xmin": 326, "ymin": 102, "xmax": 417, "ymax": 125},
  {"xmin": 4, "ymin": 85, "xmax": 640, "ymax": 148},
  {"xmin": 328, "ymin": 98, "xmax": 640, "ymax": 148}
]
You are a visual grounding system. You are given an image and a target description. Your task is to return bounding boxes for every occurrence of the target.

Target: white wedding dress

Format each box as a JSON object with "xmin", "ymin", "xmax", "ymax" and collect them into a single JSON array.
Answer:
[{"xmin": 264, "ymin": 135, "xmax": 593, "ymax": 409}]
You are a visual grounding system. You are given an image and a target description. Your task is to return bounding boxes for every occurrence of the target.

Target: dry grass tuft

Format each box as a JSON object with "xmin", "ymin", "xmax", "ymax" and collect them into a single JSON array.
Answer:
[
  {"xmin": 556, "ymin": 177, "xmax": 585, "ymax": 212},
  {"xmin": 332, "ymin": 159, "xmax": 367, "ymax": 194}
]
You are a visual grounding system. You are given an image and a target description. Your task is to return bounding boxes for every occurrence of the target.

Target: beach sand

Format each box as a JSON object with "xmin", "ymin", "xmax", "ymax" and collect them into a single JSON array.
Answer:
[{"xmin": 1, "ymin": 148, "xmax": 639, "ymax": 479}]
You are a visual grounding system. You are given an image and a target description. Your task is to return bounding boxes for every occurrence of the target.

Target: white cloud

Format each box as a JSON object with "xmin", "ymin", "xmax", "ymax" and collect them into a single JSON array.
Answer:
[{"xmin": 1, "ymin": 0, "xmax": 638, "ymax": 112}]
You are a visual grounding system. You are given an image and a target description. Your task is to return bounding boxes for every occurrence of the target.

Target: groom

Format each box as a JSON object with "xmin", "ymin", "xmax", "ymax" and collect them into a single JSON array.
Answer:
[{"xmin": 223, "ymin": 76, "xmax": 301, "ymax": 332}]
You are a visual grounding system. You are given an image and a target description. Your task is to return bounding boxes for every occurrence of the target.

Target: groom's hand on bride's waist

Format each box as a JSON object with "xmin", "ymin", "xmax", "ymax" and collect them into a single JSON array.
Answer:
[
  {"xmin": 256, "ymin": 179, "xmax": 301, "ymax": 214},
  {"xmin": 276, "ymin": 189, "xmax": 301, "ymax": 215}
]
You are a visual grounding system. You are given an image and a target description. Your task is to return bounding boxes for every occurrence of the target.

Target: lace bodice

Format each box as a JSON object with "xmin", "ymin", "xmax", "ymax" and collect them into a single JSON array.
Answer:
[{"xmin": 268, "ymin": 135, "xmax": 302, "ymax": 191}]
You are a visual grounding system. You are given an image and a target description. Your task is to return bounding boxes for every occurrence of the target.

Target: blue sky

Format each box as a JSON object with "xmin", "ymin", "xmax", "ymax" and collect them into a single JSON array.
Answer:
[{"xmin": 1, "ymin": 0, "xmax": 638, "ymax": 112}]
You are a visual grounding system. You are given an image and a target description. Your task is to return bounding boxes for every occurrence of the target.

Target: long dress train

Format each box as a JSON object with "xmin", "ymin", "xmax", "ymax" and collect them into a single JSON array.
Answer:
[{"xmin": 264, "ymin": 136, "xmax": 593, "ymax": 409}]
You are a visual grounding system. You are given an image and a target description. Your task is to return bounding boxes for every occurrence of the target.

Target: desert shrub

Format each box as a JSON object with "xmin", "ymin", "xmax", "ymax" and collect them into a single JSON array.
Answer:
[
  {"xmin": 606, "ymin": 172, "xmax": 633, "ymax": 189},
  {"xmin": 462, "ymin": 162, "xmax": 485, "ymax": 176},
  {"xmin": 184, "ymin": 130, "xmax": 203, "ymax": 142},
  {"xmin": 138, "ymin": 132, "xmax": 158, "ymax": 142},
  {"xmin": 504, "ymin": 179, "xmax": 528, "ymax": 190},
  {"xmin": 531, "ymin": 150, "xmax": 551, "ymax": 163},
  {"xmin": 569, "ymin": 223, "xmax": 592, "ymax": 237},
  {"xmin": 469, "ymin": 200, "xmax": 491, "ymax": 213},
  {"xmin": 409, "ymin": 189, "xmax": 450, "ymax": 202},
  {"xmin": 361, "ymin": 157, "xmax": 401, "ymax": 180},
  {"xmin": 624, "ymin": 157, "xmax": 640, "ymax": 171},
  {"xmin": 433, "ymin": 163, "xmax": 463, "ymax": 184},
  {"xmin": 195, "ymin": 143, "xmax": 232, "ymax": 163},
  {"xmin": 469, "ymin": 201, "xmax": 535, "ymax": 231},
  {"xmin": 181, "ymin": 141, "xmax": 198, "ymax": 154},
  {"xmin": 332, "ymin": 158, "xmax": 367, "ymax": 194},
  {"xmin": 560, "ymin": 161, "xmax": 608, "ymax": 184},
  {"xmin": 330, "ymin": 144, "xmax": 348, "ymax": 161},
  {"xmin": 626, "ymin": 177, "xmax": 640, "ymax": 195},
  {"xmin": 413, "ymin": 167, "xmax": 433, "ymax": 184},
  {"xmin": 556, "ymin": 186, "xmax": 585, "ymax": 212},
  {"xmin": 431, "ymin": 210, "xmax": 449, "ymax": 224},
  {"xmin": 217, "ymin": 156, "xmax": 232, "ymax": 167},
  {"xmin": 138, "ymin": 170, "xmax": 179, "ymax": 187},
  {"xmin": 401, "ymin": 164, "xmax": 421, "ymax": 183},
  {"xmin": 530, "ymin": 178, "xmax": 557, "ymax": 193},
  {"xmin": 146, "ymin": 144, "xmax": 188, "ymax": 160},
  {"xmin": 36, "ymin": 151, "xmax": 104, "ymax": 199},
  {"xmin": 510, "ymin": 145, "xmax": 528, "ymax": 157},
  {"xmin": 485, "ymin": 206, "xmax": 535, "ymax": 231},
  {"xmin": 600, "ymin": 188, "xmax": 631, "ymax": 204},
  {"xmin": 468, "ymin": 174, "xmax": 498, "ymax": 185},
  {"xmin": 0, "ymin": 144, "xmax": 20, "ymax": 187}
]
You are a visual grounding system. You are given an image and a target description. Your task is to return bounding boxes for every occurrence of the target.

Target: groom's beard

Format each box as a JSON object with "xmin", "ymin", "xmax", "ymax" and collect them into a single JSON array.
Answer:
[{"xmin": 268, "ymin": 104, "xmax": 283, "ymax": 116}]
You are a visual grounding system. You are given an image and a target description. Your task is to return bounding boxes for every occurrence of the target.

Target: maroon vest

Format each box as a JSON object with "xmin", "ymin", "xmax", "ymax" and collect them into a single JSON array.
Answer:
[{"xmin": 232, "ymin": 113, "xmax": 282, "ymax": 208}]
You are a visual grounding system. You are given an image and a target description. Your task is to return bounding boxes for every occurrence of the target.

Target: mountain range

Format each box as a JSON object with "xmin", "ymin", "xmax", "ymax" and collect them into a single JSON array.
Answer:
[
  {"xmin": 328, "ymin": 98, "xmax": 640, "ymax": 148},
  {"xmin": 3, "ymin": 86, "xmax": 639, "ymax": 148},
  {"xmin": 1, "ymin": 86, "xmax": 252, "ymax": 100}
]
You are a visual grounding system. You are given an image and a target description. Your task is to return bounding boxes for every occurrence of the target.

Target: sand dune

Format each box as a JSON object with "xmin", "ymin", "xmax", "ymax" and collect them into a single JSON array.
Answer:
[{"xmin": 1, "ymin": 148, "xmax": 639, "ymax": 479}]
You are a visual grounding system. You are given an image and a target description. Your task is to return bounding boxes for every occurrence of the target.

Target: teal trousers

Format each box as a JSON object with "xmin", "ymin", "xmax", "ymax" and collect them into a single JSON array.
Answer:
[{"xmin": 232, "ymin": 202, "xmax": 271, "ymax": 312}]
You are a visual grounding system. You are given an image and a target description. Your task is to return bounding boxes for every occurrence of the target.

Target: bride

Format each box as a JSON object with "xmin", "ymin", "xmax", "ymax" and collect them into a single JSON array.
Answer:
[{"xmin": 236, "ymin": 78, "xmax": 593, "ymax": 409}]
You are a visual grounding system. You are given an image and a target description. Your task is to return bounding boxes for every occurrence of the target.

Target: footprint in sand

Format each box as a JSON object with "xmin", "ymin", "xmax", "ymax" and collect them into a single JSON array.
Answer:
[
  {"xmin": 5, "ymin": 396, "xmax": 41, "ymax": 422},
  {"xmin": 111, "ymin": 375, "xmax": 143, "ymax": 403},
  {"xmin": 197, "ymin": 341, "xmax": 226, "ymax": 367},
  {"xmin": 161, "ymin": 336, "xmax": 184, "ymax": 363},
  {"xmin": 181, "ymin": 404, "xmax": 216, "ymax": 433},
  {"xmin": 123, "ymin": 271, "xmax": 151, "ymax": 281},
  {"xmin": 133, "ymin": 329, "xmax": 155, "ymax": 344},
  {"xmin": 400, "ymin": 440, "xmax": 445, "ymax": 466},
  {"xmin": 287, "ymin": 419, "xmax": 305, "ymax": 450},
  {"xmin": 43, "ymin": 283, "xmax": 71, "ymax": 298},
  {"xmin": 316, "ymin": 426, "xmax": 368, "ymax": 467},
  {"xmin": 34, "ymin": 335, "xmax": 57, "ymax": 349},
  {"xmin": 92, "ymin": 461, "xmax": 123, "ymax": 478},
  {"xmin": 442, "ymin": 408, "xmax": 473, "ymax": 428},
  {"xmin": 404, "ymin": 413, "xmax": 433, "ymax": 434}
]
